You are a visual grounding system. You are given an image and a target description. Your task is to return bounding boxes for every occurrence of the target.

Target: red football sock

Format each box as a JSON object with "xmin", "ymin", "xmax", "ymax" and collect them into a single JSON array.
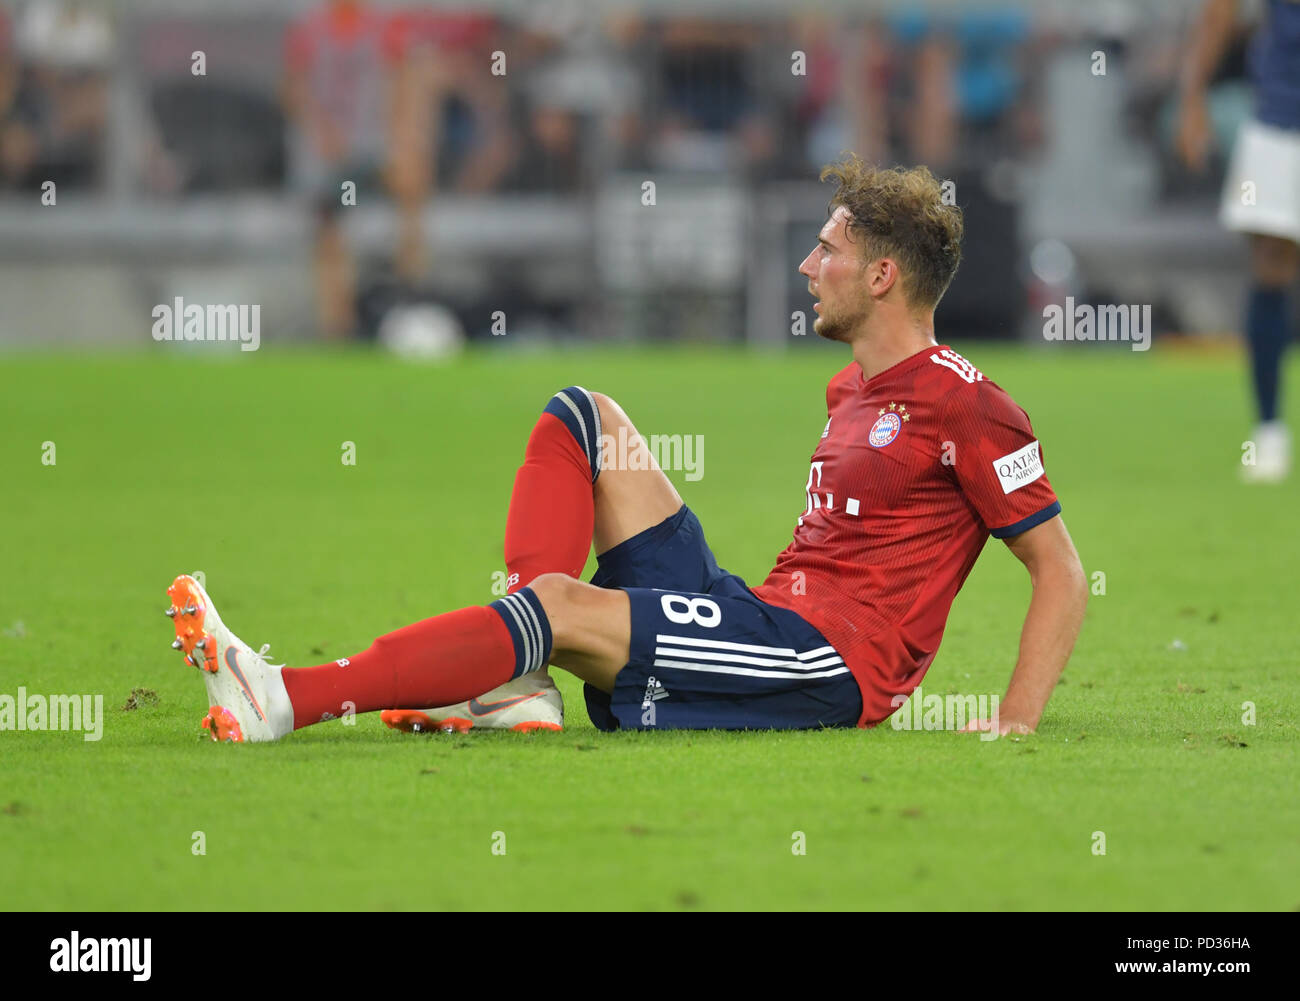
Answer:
[
  {"xmin": 280, "ymin": 605, "xmax": 516, "ymax": 730},
  {"xmin": 503, "ymin": 409, "xmax": 596, "ymax": 592}
]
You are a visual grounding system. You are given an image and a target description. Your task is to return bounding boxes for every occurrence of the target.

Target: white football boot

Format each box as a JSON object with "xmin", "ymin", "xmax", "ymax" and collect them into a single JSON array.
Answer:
[
  {"xmin": 380, "ymin": 669, "xmax": 563, "ymax": 734},
  {"xmin": 165, "ymin": 574, "xmax": 294, "ymax": 742},
  {"xmin": 1242, "ymin": 421, "xmax": 1291, "ymax": 483}
]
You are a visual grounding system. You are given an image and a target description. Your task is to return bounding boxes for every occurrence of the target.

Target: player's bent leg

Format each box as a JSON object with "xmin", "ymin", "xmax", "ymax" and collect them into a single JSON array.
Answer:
[
  {"xmin": 382, "ymin": 386, "xmax": 603, "ymax": 735},
  {"xmin": 503, "ymin": 387, "xmax": 604, "ymax": 589},
  {"xmin": 382, "ymin": 388, "xmax": 679, "ymax": 735},
  {"xmin": 589, "ymin": 392, "xmax": 685, "ymax": 556},
  {"xmin": 500, "ymin": 387, "xmax": 687, "ymax": 583},
  {"xmin": 527, "ymin": 572, "xmax": 631, "ymax": 694}
]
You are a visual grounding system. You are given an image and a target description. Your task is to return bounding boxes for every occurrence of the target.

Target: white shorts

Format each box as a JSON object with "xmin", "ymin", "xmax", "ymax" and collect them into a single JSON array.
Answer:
[{"xmin": 1220, "ymin": 118, "xmax": 1300, "ymax": 242}]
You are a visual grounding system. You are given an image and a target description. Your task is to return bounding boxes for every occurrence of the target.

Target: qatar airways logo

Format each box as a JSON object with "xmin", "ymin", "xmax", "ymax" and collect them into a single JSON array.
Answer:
[{"xmin": 993, "ymin": 441, "xmax": 1044, "ymax": 495}]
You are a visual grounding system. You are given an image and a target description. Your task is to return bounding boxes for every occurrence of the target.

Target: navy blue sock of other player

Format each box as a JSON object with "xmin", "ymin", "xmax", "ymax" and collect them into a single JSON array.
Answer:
[{"xmin": 1247, "ymin": 285, "xmax": 1290, "ymax": 424}]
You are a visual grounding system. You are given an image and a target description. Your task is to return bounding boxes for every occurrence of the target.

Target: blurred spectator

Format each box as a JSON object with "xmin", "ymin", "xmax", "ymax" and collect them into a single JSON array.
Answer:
[
  {"xmin": 642, "ymin": 17, "xmax": 779, "ymax": 174},
  {"xmin": 0, "ymin": 0, "xmax": 112, "ymax": 192},
  {"xmin": 137, "ymin": 12, "xmax": 286, "ymax": 196},
  {"xmin": 0, "ymin": 9, "xmax": 13, "ymax": 158},
  {"xmin": 494, "ymin": 2, "xmax": 640, "ymax": 195},
  {"xmin": 500, "ymin": 98, "xmax": 586, "ymax": 194},
  {"xmin": 397, "ymin": 11, "xmax": 511, "ymax": 195},
  {"xmin": 888, "ymin": 8, "xmax": 1034, "ymax": 170},
  {"xmin": 790, "ymin": 16, "xmax": 892, "ymax": 174},
  {"xmin": 283, "ymin": 0, "xmax": 415, "ymax": 339}
]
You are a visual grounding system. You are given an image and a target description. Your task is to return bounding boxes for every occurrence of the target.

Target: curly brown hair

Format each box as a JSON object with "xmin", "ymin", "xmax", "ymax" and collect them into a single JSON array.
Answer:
[{"xmin": 819, "ymin": 155, "xmax": 964, "ymax": 310}]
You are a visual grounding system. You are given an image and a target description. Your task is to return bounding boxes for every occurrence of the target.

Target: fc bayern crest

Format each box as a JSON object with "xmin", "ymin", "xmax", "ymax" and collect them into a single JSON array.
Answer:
[{"xmin": 869, "ymin": 412, "xmax": 902, "ymax": 447}]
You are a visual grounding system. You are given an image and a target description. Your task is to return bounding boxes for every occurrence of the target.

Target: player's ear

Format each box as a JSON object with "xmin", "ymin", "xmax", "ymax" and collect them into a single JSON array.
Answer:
[{"xmin": 866, "ymin": 257, "xmax": 900, "ymax": 299}]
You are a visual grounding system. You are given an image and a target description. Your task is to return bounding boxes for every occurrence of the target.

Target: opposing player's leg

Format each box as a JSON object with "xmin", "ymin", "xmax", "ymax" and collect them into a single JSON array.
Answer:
[
  {"xmin": 1219, "ymin": 118, "xmax": 1299, "ymax": 482},
  {"xmin": 1241, "ymin": 233, "xmax": 1296, "ymax": 482}
]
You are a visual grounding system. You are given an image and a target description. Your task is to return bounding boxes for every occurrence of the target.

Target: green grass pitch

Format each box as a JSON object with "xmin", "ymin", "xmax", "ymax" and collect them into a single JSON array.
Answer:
[{"xmin": 1, "ymin": 342, "xmax": 1296, "ymax": 910}]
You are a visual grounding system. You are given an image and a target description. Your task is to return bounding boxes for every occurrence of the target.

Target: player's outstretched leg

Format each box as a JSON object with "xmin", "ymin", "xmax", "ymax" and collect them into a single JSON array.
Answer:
[
  {"xmin": 165, "ymin": 574, "xmax": 295, "ymax": 742},
  {"xmin": 168, "ymin": 571, "xmax": 565, "ymax": 742}
]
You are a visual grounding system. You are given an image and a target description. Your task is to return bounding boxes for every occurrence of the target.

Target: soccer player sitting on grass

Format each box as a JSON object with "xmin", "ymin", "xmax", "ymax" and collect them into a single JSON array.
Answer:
[{"xmin": 165, "ymin": 155, "xmax": 1087, "ymax": 742}]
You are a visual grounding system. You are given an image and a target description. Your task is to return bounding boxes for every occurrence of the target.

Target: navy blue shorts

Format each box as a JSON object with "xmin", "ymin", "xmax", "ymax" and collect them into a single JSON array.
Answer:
[{"xmin": 584, "ymin": 506, "xmax": 862, "ymax": 731}]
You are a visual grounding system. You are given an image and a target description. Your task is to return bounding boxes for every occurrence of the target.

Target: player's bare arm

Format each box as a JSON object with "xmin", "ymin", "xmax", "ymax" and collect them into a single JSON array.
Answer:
[{"xmin": 989, "ymin": 516, "xmax": 1087, "ymax": 733}]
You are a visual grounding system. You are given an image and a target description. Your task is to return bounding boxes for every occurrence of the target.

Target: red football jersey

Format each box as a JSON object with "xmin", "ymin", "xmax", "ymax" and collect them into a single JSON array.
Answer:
[{"xmin": 750, "ymin": 344, "xmax": 1060, "ymax": 727}]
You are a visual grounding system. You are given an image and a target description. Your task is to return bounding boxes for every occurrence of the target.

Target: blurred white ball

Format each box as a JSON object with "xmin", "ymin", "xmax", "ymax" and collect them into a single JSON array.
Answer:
[{"xmin": 377, "ymin": 303, "xmax": 466, "ymax": 361}]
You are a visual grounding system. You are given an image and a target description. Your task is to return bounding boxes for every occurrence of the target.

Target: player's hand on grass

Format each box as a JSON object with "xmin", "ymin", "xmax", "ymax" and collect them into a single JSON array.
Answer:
[{"xmin": 960, "ymin": 717, "xmax": 1033, "ymax": 737}]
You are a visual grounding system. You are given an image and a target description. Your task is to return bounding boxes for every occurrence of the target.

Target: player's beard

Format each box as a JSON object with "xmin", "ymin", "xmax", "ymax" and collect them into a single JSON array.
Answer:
[{"xmin": 813, "ymin": 287, "xmax": 873, "ymax": 344}]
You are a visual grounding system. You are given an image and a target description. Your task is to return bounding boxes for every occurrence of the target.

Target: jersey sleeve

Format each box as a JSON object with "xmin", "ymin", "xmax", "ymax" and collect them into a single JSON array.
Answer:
[{"xmin": 942, "ymin": 382, "xmax": 1060, "ymax": 538}]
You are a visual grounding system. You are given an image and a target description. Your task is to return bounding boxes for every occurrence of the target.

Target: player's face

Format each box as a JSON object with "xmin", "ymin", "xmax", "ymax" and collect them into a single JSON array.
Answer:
[{"xmin": 799, "ymin": 206, "xmax": 873, "ymax": 343}]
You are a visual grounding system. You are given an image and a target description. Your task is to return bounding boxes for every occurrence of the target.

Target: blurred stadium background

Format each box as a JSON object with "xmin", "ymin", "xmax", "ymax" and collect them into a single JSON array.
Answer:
[{"xmin": 0, "ymin": 0, "xmax": 1264, "ymax": 352}]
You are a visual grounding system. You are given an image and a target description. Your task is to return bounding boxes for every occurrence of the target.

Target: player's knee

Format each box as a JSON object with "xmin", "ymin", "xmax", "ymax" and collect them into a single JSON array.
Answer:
[
  {"xmin": 527, "ymin": 573, "xmax": 611, "ymax": 651},
  {"xmin": 590, "ymin": 392, "xmax": 651, "ymax": 476},
  {"xmin": 543, "ymin": 387, "xmax": 604, "ymax": 480},
  {"xmin": 589, "ymin": 392, "xmax": 626, "ymax": 436},
  {"xmin": 527, "ymin": 573, "xmax": 583, "ymax": 635}
]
